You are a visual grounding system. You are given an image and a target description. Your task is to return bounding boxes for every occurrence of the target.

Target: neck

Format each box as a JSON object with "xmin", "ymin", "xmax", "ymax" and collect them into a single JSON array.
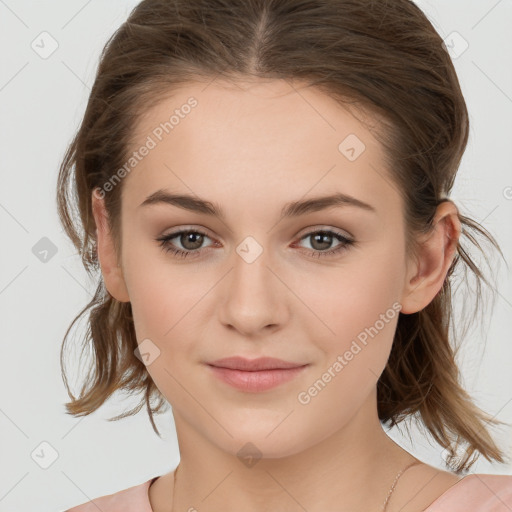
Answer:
[{"xmin": 169, "ymin": 391, "xmax": 415, "ymax": 512}]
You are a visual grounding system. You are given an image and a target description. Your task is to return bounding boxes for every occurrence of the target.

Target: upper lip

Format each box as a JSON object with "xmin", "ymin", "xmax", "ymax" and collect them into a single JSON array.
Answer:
[{"xmin": 207, "ymin": 356, "xmax": 308, "ymax": 371}]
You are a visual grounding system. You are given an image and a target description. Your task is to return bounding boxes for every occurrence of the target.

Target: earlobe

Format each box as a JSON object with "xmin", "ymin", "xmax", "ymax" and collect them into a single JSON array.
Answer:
[
  {"xmin": 400, "ymin": 201, "xmax": 461, "ymax": 315},
  {"xmin": 91, "ymin": 189, "xmax": 130, "ymax": 303}
]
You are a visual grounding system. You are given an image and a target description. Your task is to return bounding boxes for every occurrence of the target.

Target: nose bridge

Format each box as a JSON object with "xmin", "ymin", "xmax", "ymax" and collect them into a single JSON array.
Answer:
[{"xmin": 219, "ymin": 233, "xmax": 286, "ymax": 334}]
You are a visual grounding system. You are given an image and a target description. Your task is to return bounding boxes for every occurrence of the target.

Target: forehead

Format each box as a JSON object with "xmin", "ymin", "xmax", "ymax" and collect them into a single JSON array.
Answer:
[{"xmin": 123, "ymin": 78, "xmax": 399, "ymax": 218}]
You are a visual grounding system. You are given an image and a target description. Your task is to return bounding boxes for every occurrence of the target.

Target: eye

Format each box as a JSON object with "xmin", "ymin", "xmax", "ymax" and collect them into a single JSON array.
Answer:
[
  {"xmin": 155, "ymin": 229, "xmax": 215, "ymax": 259},
  {"xmin": 293, "ymin": 229, "xmax": 354, "ymax": 258}
]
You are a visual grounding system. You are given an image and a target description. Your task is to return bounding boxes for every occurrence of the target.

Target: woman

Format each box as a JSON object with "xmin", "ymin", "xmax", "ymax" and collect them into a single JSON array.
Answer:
[{"xmin": 59, "ymin": 0, "xmax": 512, "ymax": 510}]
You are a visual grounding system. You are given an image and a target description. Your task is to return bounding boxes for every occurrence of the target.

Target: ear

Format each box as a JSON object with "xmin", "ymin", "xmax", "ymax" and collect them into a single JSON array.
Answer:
[
  {"xmin": 91, "ymin": 188, "xmax": 130, "ymax": 303},
  {"xmin": 400, "ymin": 200, "xmax": 461, "ymax": 315}
]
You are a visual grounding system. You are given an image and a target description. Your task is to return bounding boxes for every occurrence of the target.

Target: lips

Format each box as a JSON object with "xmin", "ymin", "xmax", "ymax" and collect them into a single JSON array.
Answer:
[
  {"xmin": 207, "ymin": 356, "xmax": 307, "ymax": 371},
  {"xmin": 206, "ymin": 356, "xmax": 309, "ymax": 392}
]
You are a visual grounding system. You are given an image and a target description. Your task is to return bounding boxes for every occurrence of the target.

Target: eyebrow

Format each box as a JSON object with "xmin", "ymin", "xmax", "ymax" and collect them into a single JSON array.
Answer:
[{"xmin": 138, "ymin": 189, "xmax": 377, "ymax": 219}]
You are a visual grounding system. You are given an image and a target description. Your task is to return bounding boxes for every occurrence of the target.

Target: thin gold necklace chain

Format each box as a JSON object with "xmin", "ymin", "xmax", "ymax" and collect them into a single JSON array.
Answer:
[
  {"xmin": 170, "ymin": 460, "xmax": 422, "ymax": 512},
  {"xmin": 382, "ymin": 460, "xmax": 422, "ymax": 511}
]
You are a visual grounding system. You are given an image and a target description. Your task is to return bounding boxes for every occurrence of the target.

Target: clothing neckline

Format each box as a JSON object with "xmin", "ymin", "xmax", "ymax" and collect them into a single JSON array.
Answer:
[
  {"xmin": 422, "ymin": 473, "xmax": 474, "ymax": 511},
  {"xmin": 145, "ymin": 473, "xmax": 475, "ymax": 512},
  {"xmin": 146, "ymin": 476, "xmax": 159, "ymax": 512}
]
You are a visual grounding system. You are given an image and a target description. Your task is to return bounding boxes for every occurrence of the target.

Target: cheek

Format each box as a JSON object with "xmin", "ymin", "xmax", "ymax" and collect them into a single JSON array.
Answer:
[
  {"xmin": 292, "ymin": 259, "xmax": 403, "ymax": 443},
  {"xmin": 121, "ymin": 234, "xmax": 204, "ymax": 338},
  {"xmin": 123, "ymin": 255, "xmax": 206, "ymax": 401},
  {"xmin": 297, "ymin": 242, "xmax": 406, "ymax": 389}
]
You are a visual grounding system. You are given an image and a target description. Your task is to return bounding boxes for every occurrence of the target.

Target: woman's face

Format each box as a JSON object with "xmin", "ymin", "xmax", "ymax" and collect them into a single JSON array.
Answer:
[{"xmin": 95, "ymin": 78, "xmax": 419, "ymax": 458}]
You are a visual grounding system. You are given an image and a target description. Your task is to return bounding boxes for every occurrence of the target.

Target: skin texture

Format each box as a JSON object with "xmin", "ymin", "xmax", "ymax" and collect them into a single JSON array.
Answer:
[{"xmin": 92, "ymin": 78, "xmax": 462, "ymax": 512}]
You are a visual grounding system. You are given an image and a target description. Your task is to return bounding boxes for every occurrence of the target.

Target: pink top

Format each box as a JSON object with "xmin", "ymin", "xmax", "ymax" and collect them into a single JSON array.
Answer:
[{"xmin": 64, "ymin": 473, "xmax": 512, "ymax": 512}]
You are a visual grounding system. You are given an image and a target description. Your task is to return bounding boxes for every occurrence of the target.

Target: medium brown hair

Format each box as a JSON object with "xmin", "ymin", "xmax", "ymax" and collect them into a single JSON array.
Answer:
[{"xmin": 57, "ymin": 0, "xmax": 510, "ymax": 473}]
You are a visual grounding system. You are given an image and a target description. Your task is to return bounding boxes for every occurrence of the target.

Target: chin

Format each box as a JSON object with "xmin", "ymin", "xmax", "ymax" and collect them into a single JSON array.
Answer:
[{"xmin": 213, "ymin": 425, "xmax": 313, "ymax": 463}]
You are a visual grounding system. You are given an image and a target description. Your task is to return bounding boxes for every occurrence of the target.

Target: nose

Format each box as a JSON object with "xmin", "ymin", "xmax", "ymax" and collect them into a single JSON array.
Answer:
[{"xmin": 217, "ymin": 243, "xmax": 289, "ymax": 337}]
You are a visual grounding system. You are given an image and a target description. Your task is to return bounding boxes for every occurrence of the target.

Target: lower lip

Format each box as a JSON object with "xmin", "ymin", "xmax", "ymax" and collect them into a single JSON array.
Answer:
[{"xmin": 207, "ymin": 364, "xmax": 309, "ymax": 392}]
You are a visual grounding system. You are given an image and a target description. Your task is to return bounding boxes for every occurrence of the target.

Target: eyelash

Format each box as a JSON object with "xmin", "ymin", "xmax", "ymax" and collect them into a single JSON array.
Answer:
[{"xmin": 155, "ymin": 228, "xmax": 354, "ymax": 260}]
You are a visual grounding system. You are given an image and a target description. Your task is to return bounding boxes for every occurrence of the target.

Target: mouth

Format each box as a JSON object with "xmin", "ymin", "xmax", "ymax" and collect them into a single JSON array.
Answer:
[
  {"xmin": 206, "ymin": 356, "xmax": 309, "ymax": 392},
  {"xmin": 208, "ymin": 356, "xmax": 307, "ymax": 371}
]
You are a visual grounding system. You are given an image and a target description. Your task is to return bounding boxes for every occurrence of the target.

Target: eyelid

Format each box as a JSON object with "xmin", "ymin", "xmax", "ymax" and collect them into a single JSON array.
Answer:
[
  {"xmin": 296, "ymin": 224, "xmax": 353, "ymax": 239},
  {"xmin": 161, "ymin": 225, "xmax": 214, "ymax": 240}
]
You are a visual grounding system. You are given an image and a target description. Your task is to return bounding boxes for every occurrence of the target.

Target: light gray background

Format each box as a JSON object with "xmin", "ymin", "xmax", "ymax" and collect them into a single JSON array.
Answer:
[{"xmin": 0, "ymin": 1, "xmax": 511, "ymax": 511}]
